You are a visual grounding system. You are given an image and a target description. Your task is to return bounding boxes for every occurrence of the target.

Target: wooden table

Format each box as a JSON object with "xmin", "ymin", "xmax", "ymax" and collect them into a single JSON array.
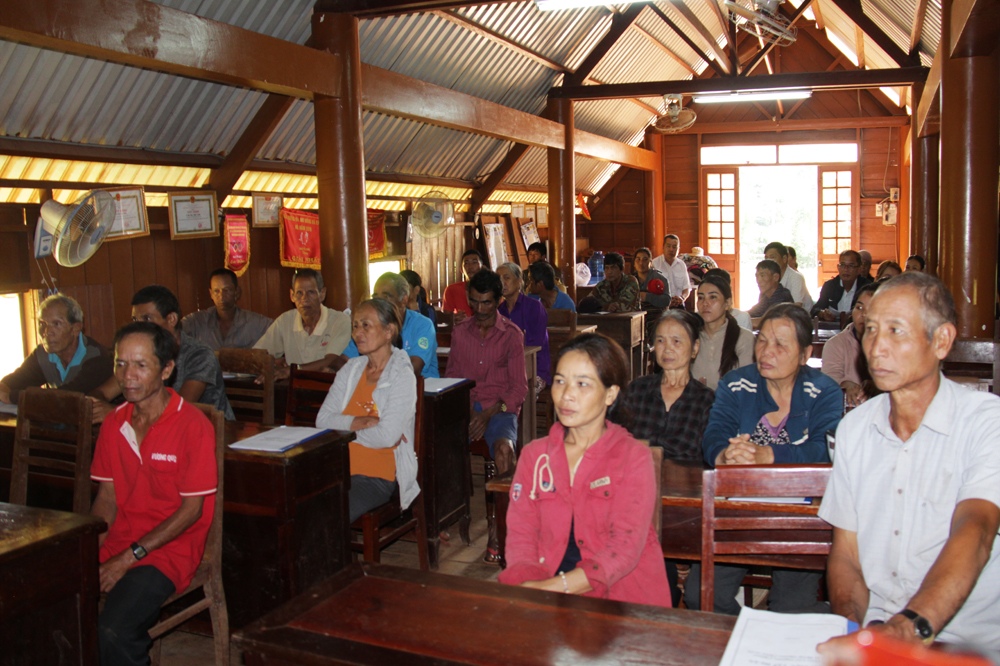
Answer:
[
  {"xmin": 420, "ymin": 379, "xmax": 474, "ymax": 568},
  {"xmin": 487, "ymin": 459, "xmax": 831, "ymax": 571},
  {"xmin": 221, "ymin": 422, "xmax": 353, "ymax": 629},
  {"xmin": 438, "ymin": 346, "xmax": 540, "ymax": 450},
  {"xmin": 0, "ymin": 502, "xmax": 106, "ymax": 666},
  {"xmin": 578, "ymin": 312, "xmax": 646, "ymax": 382},
  {"xmin": 233, "ymin": 563, "xmax": 736, "ymax": 666}
]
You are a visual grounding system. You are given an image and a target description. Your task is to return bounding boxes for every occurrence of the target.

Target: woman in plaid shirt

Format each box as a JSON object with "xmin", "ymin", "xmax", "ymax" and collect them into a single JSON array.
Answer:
[{"xmin": 625, "ymin": 310, "xmax": 715, "ymax": 462}]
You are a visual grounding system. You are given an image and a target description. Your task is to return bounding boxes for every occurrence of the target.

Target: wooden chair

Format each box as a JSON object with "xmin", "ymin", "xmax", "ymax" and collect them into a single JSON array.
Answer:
[
  {"xmin": 699, "ymin": 464, "xmax": 832, "ymax": 612},
  {"xmin": 148, "ymin": 404, "xmax": 228, "ymax": 666},
  {"xmin": 350, "ymin": 376, "xmax": 430, "ymax": 570},
  {"xmin": 285, "ymin": 365, "xmax": 336, "ymax": 426},
  {"xmin": 646, "ymin": 444, "xmax": 663, "ymax": 541},
  {"xmin": 943, "ymin": 327, "xmax": 1000, "ymax": 394},
  {"xmin": 10, "ymin": 388, "xmax": 94, "ymax": 514},
  {"xmin": 218, "ymin": 347, "xmax": 275, "ymax": 424},
  {"xmin": 546, "ymin": 308, "xmax": 576, "ymax": 329}
]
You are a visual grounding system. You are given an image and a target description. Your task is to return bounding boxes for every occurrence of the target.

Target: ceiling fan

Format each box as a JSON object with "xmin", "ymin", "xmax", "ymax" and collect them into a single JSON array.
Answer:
[
  {"xmin": 650, "ymin": 94, "xmax": 697, "ymax": 134},
  {"xmin": 725, "ymin": 0, "xmax": 798, "ymax": 47}
]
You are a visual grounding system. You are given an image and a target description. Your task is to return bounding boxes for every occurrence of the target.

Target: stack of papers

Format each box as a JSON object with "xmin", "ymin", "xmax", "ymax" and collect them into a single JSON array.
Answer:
[
  {"xmin": 229, "ymin": 427, "xmax": 330, "ymax": 453},
  {"xmin": 719, "ymin": 607, "xmax": 856, "ymax": 666},
  {"xmin": 423, "ymin": 378, "xmax": 468, "ymax": 394}
]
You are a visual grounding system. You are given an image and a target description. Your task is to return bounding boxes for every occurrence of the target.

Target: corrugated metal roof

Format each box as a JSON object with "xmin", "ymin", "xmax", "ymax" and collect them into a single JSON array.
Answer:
[{"xmin": 0, "ymin": 0, "xmax": 927, "ymax": 202}]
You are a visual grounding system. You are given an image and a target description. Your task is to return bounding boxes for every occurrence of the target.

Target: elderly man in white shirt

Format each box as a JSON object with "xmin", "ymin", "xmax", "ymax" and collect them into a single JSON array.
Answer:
[
  {"xmin": 763, "ymin": 241, "xmax": 813, "ymax": 312},
  {"xmin": 817, "ymin": 272, "xmax": 1000, "ymax": 656},
  {"xmin": 651, "ymin": 234, "xmax": 691, "ymax": 308}
]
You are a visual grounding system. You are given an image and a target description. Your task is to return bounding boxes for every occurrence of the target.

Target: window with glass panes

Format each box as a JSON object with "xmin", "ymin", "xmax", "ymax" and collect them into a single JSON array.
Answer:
[
  {"xmin": 818, "ymin": 167, "xmax": 858, "ymax": 282},
  {"xmin": 705, "ymin": 171, "xmax": 737, "ymax": 256}
]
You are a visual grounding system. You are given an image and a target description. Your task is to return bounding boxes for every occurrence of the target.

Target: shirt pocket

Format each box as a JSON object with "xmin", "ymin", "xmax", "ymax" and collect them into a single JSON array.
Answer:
[
  {"xmin": 147, "ymin": 453, "xmax": 181, "ymax": 500},
  {"xmin": 585, "ymin": 483, "xmax": 615, "ymax": 540}
]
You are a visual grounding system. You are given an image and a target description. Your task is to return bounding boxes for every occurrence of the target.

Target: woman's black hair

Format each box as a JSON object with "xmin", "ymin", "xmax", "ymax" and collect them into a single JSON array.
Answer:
[
  {"xmin": 698, "ymin": 275, "xmax": 741, "ymax": 377},
  {"xmin": 555, "ymin": 333, "xmax": 632, "ymax": 429},
  {"xmin": 655, "ymin": 309, "xmax": 705, "ymax": 349},
  {"xmin": 758, "ymin": 303, "xmax": 813, "ymax": 352}
]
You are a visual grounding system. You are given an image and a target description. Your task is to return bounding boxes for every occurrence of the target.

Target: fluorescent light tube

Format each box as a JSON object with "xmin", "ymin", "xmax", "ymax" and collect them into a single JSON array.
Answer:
[{"xmin": 692, "ymin": 90, "xmax": 812, "ymax": 104}]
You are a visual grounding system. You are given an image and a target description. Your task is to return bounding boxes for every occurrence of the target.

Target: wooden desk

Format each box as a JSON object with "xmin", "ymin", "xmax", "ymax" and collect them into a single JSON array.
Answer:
[
  {"xmin": 222, "ymin": 423, "xmax": 353, "ymax": 629},
  {"xmin": 487, "ymin": 459, "xmax": 831, "ymax": 571},
  {"xmin": 0, "ymin": 502, "xmax": 105, "ymax": 666},
  {"xmin": 420, "ymin": 379, "xmax": 474, "ymax": 568},
  {"xmin": 438, "ymin": 346, "xmax": 540, "ymax": 450},
  {"xmin": 578, "ymin": 312, "xmax": 646, "ymax": 382},
  {"xmin": 233, "ymin": 563, "xmax": 736, "ymax": 666}
]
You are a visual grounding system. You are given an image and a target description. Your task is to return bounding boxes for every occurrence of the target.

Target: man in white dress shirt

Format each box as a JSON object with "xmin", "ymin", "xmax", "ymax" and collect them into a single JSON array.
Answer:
[
  {"xmin": 651, "ymin": 234, "xmax": 691, "ymax": 308},
  {"xmin": 764, "ymin": 242, "xmax": 813, "ymax": 312},
  {"xmin": 817, "ymin": 272, "xmax": 1000, "ymax": 655}
]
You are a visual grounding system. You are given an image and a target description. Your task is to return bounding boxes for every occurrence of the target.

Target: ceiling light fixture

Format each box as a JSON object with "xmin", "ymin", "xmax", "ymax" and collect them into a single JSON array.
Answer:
[
  {"xmin": 692, "ymin": 90, "xmax": 812, "ymax": 104},
  {"xmin": 535, "ymin": 0, "xmax": 615, "ymax": 11}
]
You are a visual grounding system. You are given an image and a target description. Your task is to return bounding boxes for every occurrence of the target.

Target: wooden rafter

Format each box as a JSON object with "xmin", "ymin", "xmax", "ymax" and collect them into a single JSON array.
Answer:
[
  {"xmin": 631, "ymin": 24, "xmax": 699, "ymax": 76},
  {"xmin": 825, "ymin": 0, "xmax": 919, "ymax": 67},
  {"xmin": 0, "ymin": 0, "xmax": 342, "ymax": 99},
  {"xmin": 566, "ymin": 4, "xmax": 646, "ymax": 86},
  {"xmin": 908, "ymin": 0, "xmax": 929, "ymax": 56},
  {"xmin": 209, "ymin": 95, "xmax": 295, "ymax": 201},
  {"xmin": 315, "ymin": 0, "xmax": 515, "ymax": 17},
  {"xmin": 647, "ymin": 3, "xmax": 727, "ymax": 77},
  {"xmin": 362, "ymin": 64, "xmax": 658, "ymax": 170},
  {"xmin": 550, "ymin": 67, "xmax": 928, "ymax": 100},
  {"xmin": 470, "ymin": 144, "xmax": 531, "ymax": 214},
  {"xmin": 782, "ymin": 54, "xmax": 844, "ymax": 119},
  {"xmin": 741, "ymin": 0, "xmax": 816, "ymax": 77},
  {"xmin": 812, "ymin": 0, "xmax": 826, "ymax": 29},
  {"xmin": 589, "ymin": 166, "xmax": 631, "ymax": 213},
  {"xmin": 855, "ymin": 25, "xmax": 866, "ymax": 69},
  {"xmin": 668, "ymin": 0, "xmax": 733, "ymax": 74},
  {"xmin": 672, "ymin": 116, "xmax": 910, "ymax": 133}
]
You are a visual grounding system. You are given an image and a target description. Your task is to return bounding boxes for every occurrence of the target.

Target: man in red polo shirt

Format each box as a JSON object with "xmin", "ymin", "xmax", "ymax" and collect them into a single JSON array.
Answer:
[
  {"xmin": 441, "ymin": 249, "xmax": 485, "ymax": 319},
  {"xmin": 90, "ymin": 322, "xmax": 217, "ymax": 666}
]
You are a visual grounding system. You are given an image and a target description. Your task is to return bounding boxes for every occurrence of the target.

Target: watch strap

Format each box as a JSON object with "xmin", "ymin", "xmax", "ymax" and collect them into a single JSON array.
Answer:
[
  {"xmin": 898, "ymin": 609, "xmax": 935, "ymax": 645},
  {"xmin": 130, "ymin": 542, "xmax": 148, "ymax": 561}
]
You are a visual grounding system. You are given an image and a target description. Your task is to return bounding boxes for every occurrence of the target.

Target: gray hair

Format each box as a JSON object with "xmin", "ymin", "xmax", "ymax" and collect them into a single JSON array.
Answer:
[
  {"xmin": 40, "ymin": 293, "xmax": 84, "ymax": 325},
  {"xmin": 375, "ymin": 272, "xmax": 411, "ymax": 301},
  {"xmin": 498, "ymin": 262, "xmax": 523, "ymax": 285},
  {"xmin": 872, "ymin": 272, "xmax": 956, "ymax": 340}
]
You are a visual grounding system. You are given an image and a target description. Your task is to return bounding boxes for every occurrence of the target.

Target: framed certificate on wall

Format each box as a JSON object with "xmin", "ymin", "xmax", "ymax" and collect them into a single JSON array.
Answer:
[
  {"xmin": 252, "ymin": 193, "xmax": 282, "ymax": 227},
  {"xmin": 168, "ymin": 191, "xmax": 219, "ymax": 240},
  {"xmin": 104, "ymin": 187, "xmax": 150, "ymax": 241}
]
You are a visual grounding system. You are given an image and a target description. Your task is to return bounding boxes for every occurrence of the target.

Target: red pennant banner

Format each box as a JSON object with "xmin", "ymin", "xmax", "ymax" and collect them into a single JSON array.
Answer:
[
  {"xmin": 224, "ymin": 214, "xmax": 250, "ymax": 276},
  {"xmin": 367, "ymin": 208, "xmax": 386, "ymax": 260},
  {"xmin": 576, "ymin": 193, "xmax": 591, "ymax": 221},
  {"xmin": 279, "ymin": 208, "xmax": 321, "ymax": 269}
]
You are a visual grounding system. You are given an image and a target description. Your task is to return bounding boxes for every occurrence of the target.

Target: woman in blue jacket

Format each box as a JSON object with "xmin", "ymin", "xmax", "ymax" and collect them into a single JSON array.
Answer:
[{"xmin": 686, "ymin": 303, "xmax": 842, "ymax": 615}]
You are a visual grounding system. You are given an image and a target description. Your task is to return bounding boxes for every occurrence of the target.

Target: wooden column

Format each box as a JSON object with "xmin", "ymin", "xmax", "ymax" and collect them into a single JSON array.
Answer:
[
  {"xmin": 313, "ymin": 12, "xmax": 368, "ymax": 311},
  {"xmin": 938, "ymin": 50, "xmax": 1000, "ymax": 337},
  {"xmin": 909, "ymin": 81, "xmax": 939, "ymax": 271},
  {"xmin": 643, "ymin": 131, "xmax": 664, "ymax": 252},
  {"xmin": 547, "ymin": 98, "xmax": 576, "ymax": 301}
]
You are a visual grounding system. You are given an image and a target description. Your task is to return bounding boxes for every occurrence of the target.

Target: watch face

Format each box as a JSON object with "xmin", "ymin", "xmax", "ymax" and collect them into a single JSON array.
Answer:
[{"xmin": 914, "ymin": 616, "xmax": 934, "ymax": 639}]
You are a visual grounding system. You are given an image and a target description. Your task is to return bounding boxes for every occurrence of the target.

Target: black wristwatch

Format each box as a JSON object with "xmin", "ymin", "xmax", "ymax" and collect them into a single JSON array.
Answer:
[
  {"xmin": 130, "ymin": 542, "xmax": 148, "ymax": 561},
  {"xmin": 897, "ymin": 609, "xmax": 935, "ymax": 645}
]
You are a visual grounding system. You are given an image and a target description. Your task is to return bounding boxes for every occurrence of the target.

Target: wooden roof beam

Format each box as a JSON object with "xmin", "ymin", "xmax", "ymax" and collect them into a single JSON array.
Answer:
[
  {"xmin": 632, "ymin": 24, "xmax": 699, "ymax": 76},
  {"xmin": 551, "ymin": 67, "xmax": 929, "ymax": 100},
  {"xmin": 315, "ymin": 0, "xmax": 515, "ymax": 18},
  {"xmin": 668, "ymin": 0, "xmax": 733, "ymax": 74},
  {"xmin": 0, "ymin": 0, "xmax": 341, "ymax": 99},
  {"xmin": 914, "ymin": 47, "xmax": 941, "ymax": 137},
  {"xmin": 470, "ymin": 144, "xmax": 531, "ymax": 214},
  {"xmin": 362, "ymin": 64, "xmax": 658, "ymax": 170},
  {"xmin": 824, "ymin": 0, "xmax": 919, "ymax": 67},
  {"xmin": 209, "ymin": 95, "xmax": 295, "ymax": 202},
  {"xmin": 950, "ymin": 0, "xmax": 1000, "ymax": 57},
  {"xmin": 673, "ymin": 115, "xmax": 911, "ymax": 133},
  {"xmin": 647, "ymin": 3, "xmax": 727, "ymax": 77},
  {"xmin": 566, "ymin": 4, "xmax": 646, "ymax": 86},
  {"xmin": 908, "ymin": 0, "xmax": 929, "ymax": 56},
  {"xmin": 741, "ymin": 0, "xmax": 816, "ymax": 77}
]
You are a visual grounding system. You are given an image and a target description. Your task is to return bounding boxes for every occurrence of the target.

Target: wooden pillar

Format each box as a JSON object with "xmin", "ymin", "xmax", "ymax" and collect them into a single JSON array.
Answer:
[
  {"xmin": 938, "ymin": 50, "xmax": 1000, "ymax": 337},
  {"xmin": 910, "ymin": 83, "xmax": 939, "ymax": 271},
  {"xmin": 643, "ymin": 131, "xmax": 664, "ymax": 252},
  {"xmin": 547, "ymin": 98, "xmax": 576, "ymax": 301},
  {"xmin": 312, "ymin": 12, "xmax": 368, "ymax": 311}
]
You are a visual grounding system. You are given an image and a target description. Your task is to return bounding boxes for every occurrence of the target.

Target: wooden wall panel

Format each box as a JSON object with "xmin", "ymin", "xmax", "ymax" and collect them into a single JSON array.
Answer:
[
  {"xmin": 581, "ymin": 169, "xmax": 647, "ymax": 254},
  {"xmin": 859, "ymin": 199, "xmax": 897, "ymax": 265}
]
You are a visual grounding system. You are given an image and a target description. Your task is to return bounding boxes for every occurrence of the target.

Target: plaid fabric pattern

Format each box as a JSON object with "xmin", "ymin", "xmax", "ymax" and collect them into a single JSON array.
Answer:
[{"xmin": 625, "ymin": 374, "xmax": 715, "ymax": 462}]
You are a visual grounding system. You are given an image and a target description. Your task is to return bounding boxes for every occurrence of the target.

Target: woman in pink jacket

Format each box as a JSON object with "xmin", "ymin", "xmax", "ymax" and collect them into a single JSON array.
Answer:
[{"xmin": 498, "ymin": 334, "xmax": 672, "ymax": 607}]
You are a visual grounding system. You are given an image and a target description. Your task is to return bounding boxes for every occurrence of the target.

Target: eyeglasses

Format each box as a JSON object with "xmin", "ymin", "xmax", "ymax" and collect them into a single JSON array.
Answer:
[{"xmin": 838, "ymin": 263, "xmax": 859, "ymax": 269}]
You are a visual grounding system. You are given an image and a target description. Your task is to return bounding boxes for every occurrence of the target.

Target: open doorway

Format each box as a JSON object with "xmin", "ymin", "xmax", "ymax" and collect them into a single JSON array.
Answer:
[{"xmin": 737, "ymin": 166, "xmax": 820, "ymax": 310}]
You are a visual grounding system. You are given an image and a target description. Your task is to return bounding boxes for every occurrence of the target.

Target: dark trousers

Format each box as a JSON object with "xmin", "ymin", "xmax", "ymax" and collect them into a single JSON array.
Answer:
[
  {"xmin": 99, "ymin": 565, "xmax": 176, "ymax": 666},
  {"xmin": 683, "ymin": 563, "xmax": 827, "ymax": 615},
  {"xmin": 349, "ymin": 475, "xmax": 397, "ymax": 524}
]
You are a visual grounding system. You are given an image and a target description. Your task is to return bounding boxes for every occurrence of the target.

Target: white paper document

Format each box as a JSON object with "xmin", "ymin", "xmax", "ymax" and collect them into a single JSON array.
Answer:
[
  {"xmin": 718, "ymin": 607, "xmax": 852, "ymax": 666},
  {"xmin": 726, "ymin": 497, "xmax": 812, "ymax": 505},
  {"xmin": 423, "ymin": 378, "xmax": 468, "ymax": 394},
  {"xmin": 0, "ymin": 402, "xmax": 17, "ymax": 415},
  {"xmin": 229, "ymin": 427, "xmax": 329, "ymax": 453}
]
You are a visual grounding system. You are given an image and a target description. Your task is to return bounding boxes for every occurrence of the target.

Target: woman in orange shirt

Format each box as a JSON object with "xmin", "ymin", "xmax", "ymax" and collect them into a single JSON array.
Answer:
[{"xmin": 317, "ymin": 298, "xmax": 418, "ymax": 523}]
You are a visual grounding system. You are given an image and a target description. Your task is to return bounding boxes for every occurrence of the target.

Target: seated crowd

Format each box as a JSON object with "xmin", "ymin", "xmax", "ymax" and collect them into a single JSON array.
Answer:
[{"xmin": 6, "ymin": 229, "xmax": 994, "ymax": 662}]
